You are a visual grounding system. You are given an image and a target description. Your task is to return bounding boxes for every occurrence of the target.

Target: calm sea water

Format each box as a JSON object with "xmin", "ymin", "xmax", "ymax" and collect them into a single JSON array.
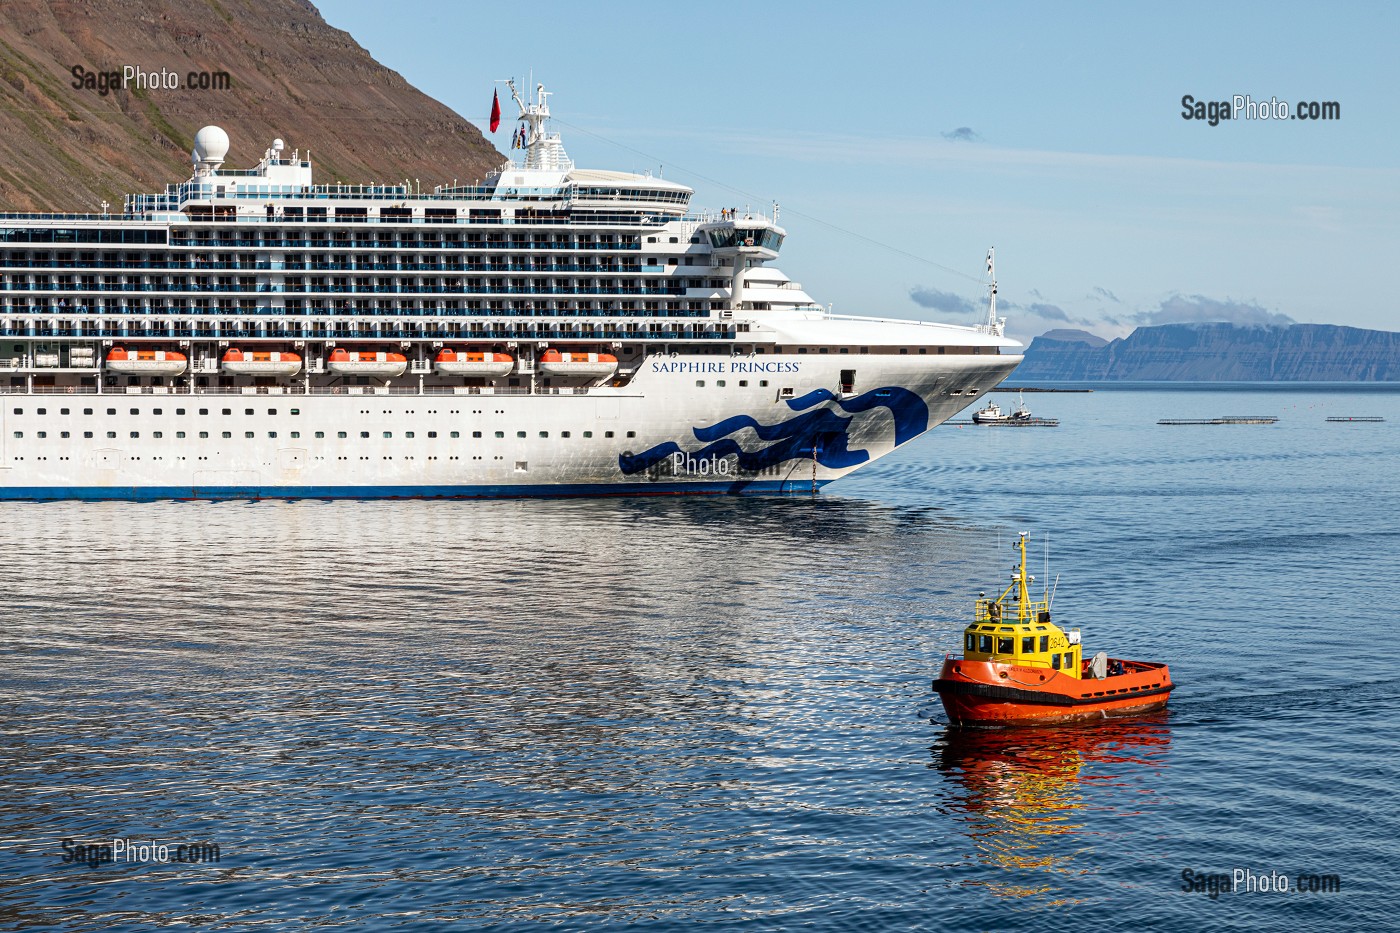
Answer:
[{"xmin": 2, "ymin": 386, "xmax": 1398, "ymax": 931}]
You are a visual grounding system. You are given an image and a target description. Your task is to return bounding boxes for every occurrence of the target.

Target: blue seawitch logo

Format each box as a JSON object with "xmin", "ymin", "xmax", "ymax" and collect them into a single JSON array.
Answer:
[{"xmin": 618, "ymin": 386, "xmax": 928, "ymax": 475}]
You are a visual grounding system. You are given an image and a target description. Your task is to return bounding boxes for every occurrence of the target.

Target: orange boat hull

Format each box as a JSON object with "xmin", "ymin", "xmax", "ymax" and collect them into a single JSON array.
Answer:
[{"xmin": 933, "ymin": 657, "xmax": 1174, "ymax": 727}]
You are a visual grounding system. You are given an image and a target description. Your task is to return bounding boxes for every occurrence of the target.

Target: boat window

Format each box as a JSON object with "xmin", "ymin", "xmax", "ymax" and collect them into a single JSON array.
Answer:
[
  {"xmin": 316, "ymin": 432, "xmax": 325, "ymax": 439},
  {"xmin": 977, "ymin": 634, "xmax": 992, "ymax": 653},
  {"xmin": 1040, "ymin": 636, "xmax": 1050, "ymax": 652},
  {"xmin": 338, "ymin": 432, "xmax": 347, "ymax": 438},
  {"xmin": 222, "ymin": 431, "xmax": 231, "ymax": 438},
  {"xmin": 1064, "ymin": 653, "xmax": 1074, "ymax": 669},
  {"xmin": 1021, "ymin": 637, "xmax": 1035, "ymax": 653},
  {"xmin": 996, "ymin": 637, "xmax": 1013, "ymax": 653},
  {"xmin": 1052, "ymin": 654, "xmax": 1061, "ymax": 670},
  {"xmin": 964, "ymin": 633, "xmax": 975, "ymax": 651},
  {"xmin": 199, "ymin": 432, "xmax": 208, "ymax": 439}
]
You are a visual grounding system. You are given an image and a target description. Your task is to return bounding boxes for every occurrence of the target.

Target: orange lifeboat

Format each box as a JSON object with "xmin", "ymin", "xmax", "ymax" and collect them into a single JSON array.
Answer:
[
  {"xmin": 434, "ymin": 348, "xmax": 514, "ymax": 377},
  {"xmin": 538, "ymin": 348, "xmax": 619, "ymax": 378},
  {"xmin": 222, "ymin": 348, "xmax": 302, "ymax": 376},
  {"xmin": 327, "ymin": 348, "xmax": 407, "ymax": 377},
  {"xmin": 105, "ymin": 347, "xmax": 187, "ymax": 376}
]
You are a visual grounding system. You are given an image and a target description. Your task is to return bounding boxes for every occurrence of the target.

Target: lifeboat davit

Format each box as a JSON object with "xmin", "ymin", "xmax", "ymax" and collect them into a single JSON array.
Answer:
[
  {"xmin": 434, "ymin": 348, "xmax": 514, "ymax": 377},
  {"xmin": 327, "ymin": 348, "xmax": 407, "ymax": 377},
  {"xmin": 105, "ymin": 347, "xmax": 187, "ymax": 376},
  {"xmin": 932, "ymin": 532, "xmax": 1175, "ymax": 727},
  {"xmin": 222, "ymin": 348, "xmax": 302, "ymax": 376},
  {"xmin": 538, "ymin": 349, "xmax": 618, "ymax": 378}
]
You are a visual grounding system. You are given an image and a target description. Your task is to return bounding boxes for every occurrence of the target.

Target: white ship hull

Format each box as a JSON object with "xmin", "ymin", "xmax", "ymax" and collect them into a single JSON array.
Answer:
[{"xmin": 0, "ymin": 351, "xmax": 1016, "ymax": 499}]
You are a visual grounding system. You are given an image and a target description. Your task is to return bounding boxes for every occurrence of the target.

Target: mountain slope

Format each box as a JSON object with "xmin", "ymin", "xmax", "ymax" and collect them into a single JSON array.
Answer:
[
  {"xmin": 0, "ymin": 0, "xmax": 502, "ymax": 211},
  {"xmin": 1019, "ymin": 323, "xmax": 1400, "ymax": 381}
]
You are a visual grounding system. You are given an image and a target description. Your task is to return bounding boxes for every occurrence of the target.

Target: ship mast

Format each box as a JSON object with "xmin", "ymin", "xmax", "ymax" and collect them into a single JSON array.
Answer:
[
  {"xmin": 1015, "ymin": 531, "xmax": 1032, "ymax": 621},
  {"xmin": 507, "ymin": 79, "xmax": 571, "ymax": 172},
  {"xmin": 980, "ymin": 248, "xmax": 1005, "ymax": 336}
]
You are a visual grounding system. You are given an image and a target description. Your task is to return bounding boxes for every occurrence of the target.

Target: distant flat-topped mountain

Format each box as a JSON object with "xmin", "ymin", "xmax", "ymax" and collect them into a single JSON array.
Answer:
[
  {"xmin": 1019, "ymin": 322, "xmax": 1400, "ymax": 381},
  {"xmin": 0, "ymin": 0, "xmax": 502, "ymax": 211}
]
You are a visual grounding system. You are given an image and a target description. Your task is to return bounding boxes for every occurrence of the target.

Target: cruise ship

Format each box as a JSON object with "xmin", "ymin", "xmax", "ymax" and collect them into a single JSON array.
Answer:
[{"xmin": 0, "ymin": 82, "xmax": 1021, "ymax": 499}]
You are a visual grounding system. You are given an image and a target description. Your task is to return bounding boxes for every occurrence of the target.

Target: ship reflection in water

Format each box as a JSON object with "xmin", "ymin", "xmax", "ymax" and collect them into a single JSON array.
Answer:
[{"xmin": 930, "ymin": 716, "xmax": 1173, "ymax": 900}]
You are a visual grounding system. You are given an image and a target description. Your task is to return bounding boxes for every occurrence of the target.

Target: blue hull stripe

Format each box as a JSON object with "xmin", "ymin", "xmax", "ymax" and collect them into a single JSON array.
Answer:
[{"xmin": 0, "ymin": 479, "xmax": 831, "ymax": 501}]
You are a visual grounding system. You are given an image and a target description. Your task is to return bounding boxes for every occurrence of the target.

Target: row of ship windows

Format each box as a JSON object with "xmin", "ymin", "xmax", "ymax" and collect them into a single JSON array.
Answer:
[
  {"xmin": 14, "ymin": 429, "xmax": 639, "ymax": 440},
  {"xmin": 9, "ymin": 406, "xmax": 644, "ymax": 437}
]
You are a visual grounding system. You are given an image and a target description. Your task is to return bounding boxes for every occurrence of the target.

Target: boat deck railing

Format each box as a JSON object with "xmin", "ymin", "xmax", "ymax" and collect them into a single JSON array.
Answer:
[{"xmin": 975, "ymin": 598, "xmax": 1052, "ymax": 625}]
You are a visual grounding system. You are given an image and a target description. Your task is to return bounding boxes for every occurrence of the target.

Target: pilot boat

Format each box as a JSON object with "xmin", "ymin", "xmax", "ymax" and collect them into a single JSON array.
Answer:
[{"xmin": 933, "ymin": 532, "xmax": 1174, "ymax": 727}]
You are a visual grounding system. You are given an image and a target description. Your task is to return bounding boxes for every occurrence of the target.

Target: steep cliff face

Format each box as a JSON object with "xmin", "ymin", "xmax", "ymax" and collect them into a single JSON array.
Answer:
[
  {"xmin": 0, "ymin": 0, "xmax": 502, "ymax": 211},
  {"xmin": 1019, "ymin": 323, "xmax": 1400, "ymax": 381}
]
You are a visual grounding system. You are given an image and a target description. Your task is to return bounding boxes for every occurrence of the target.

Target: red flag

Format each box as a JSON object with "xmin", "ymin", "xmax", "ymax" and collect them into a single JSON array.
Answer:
[{"xmin": 489, "ymin": 89, "xmax": 501, "ymax": 133}]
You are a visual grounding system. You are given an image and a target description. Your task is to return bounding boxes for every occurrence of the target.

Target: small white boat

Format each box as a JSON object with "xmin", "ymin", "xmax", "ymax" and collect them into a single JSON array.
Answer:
[
  {"xmin": 328, "ymin": 348, "xmax": 407, "ymax": 377},
  {"xmin": 222, "ymin": 348, "xmax": 302, "ymax": 376},
  {"xmin": 538, "ymin": 349, "xmax": 618, "ymax": 379},
  {"xmin": 105, "ymin": 347, "xmax": 187, "ymax": 376},
  {"xmin": 434, "ymin": 349, "xmax": 514, "ymax": 377},
  {"xmin": 972, "ymin": 393, "xmax": 1031, "ymax": 424}
]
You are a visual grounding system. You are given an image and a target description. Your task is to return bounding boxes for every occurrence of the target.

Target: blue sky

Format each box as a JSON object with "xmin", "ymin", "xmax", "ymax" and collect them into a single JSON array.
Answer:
[{"xmin": 316, "ymin": 0, "xmax": 1399, "ymax": 342}]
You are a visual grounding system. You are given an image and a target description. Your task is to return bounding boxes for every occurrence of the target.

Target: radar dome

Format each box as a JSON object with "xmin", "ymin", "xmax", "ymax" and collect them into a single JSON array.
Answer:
[{"xmin": 192, "ymin": 125, "xmax": 230, "ymax": 164}]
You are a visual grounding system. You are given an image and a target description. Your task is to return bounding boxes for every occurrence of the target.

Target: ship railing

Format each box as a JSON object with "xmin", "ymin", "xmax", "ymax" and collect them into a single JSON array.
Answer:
[
  {"xmin": 975, "ymin": 598, "xmax": 1052, "ymax": 625},
  {"xmin": 0, "ymin": 384, "xmax": 596, "ymax": 397}
]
